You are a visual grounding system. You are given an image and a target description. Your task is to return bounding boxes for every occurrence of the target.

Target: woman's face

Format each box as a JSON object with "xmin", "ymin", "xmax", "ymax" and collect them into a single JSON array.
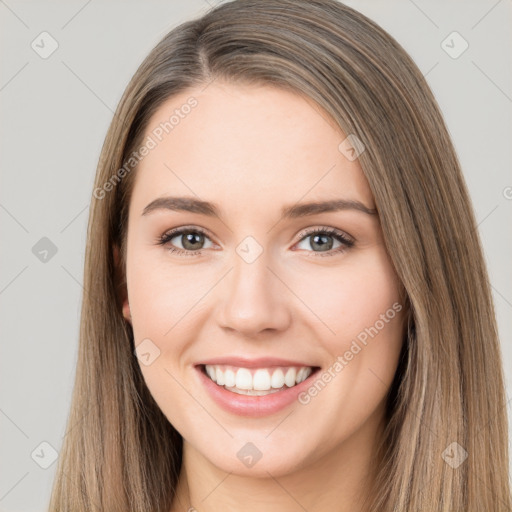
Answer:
[{"xmin": 121, "ymin": 81, "xmax": 405, "ymax": 477}]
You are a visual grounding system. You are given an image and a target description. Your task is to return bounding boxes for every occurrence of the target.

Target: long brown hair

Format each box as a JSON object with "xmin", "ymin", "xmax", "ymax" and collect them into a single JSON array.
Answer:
[{"xmin": 48, "ymin": 1, "xmax": 511, "ymax": 510}]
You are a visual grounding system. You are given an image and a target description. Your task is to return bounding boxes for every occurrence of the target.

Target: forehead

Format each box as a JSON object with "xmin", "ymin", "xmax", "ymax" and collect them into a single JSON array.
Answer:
[{"xmin": 130, "ymin": 81, "xmax": 374, "ymax": 216}]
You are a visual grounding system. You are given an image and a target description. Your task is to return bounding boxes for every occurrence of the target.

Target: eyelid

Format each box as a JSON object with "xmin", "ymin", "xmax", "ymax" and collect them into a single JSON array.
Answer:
[
  {"xmin": 157, "ymin": 225, "xmax": 217, "ymax": 248},
  {"xmin": 295, "ymin": 225, "xmax": 354, "ymax": 244}
]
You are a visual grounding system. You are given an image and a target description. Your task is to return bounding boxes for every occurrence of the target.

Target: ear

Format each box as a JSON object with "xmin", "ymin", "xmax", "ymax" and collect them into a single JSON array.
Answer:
[{"xmin": 113, "ymin": 244, "xmax": 131, "ymax": 324}]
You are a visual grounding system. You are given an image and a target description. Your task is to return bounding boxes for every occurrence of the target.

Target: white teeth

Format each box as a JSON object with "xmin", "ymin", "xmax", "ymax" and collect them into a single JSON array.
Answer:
[
  {"xmin": 216, "ymin": 367, "xmax": 225, "ymax": 386},
  {"xmin": 206, "ymin": 365, "xmax": 216, "ymax": 381},
  {"xmin": 235, "ymin": 368, "xmax": 252, "ymax": 390},
  {"xmin": 284, "ymin": 368, "xmax": 296, "ymax": 387},
  {"xmin": 271, "ymin": 369, "xmax": 285, "ymax": 389},
  {"xmin": 224, "ymin": 369, "xmax": 236, "ymax": 387},
  {"xmin": 296, "ymin": 367, "xmax": 312, "ymax": 383},
  {"xmin": 203, "ymin": 364, "xmax": 314, "ymax": 394},
  {"xmin": 253, "ymin": 369, "xmax": 271, "ymax": 391}
]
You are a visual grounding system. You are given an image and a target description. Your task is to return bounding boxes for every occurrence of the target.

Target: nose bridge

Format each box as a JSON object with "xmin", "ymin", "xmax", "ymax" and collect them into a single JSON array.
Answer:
[{"xmin": 217, "ymin": 241, "xmax": 291, "ymax": 335}]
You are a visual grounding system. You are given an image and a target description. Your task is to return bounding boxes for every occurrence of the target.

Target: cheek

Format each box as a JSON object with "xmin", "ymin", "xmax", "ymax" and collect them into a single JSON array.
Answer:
[
  {"xmin": 126, "ymin": 260, "xmax": 219, "ymax": 421},
  {"xmin": 127, "ymin": 257, "xmax": 213, "ymax": 342},
  {"xmin": 292, "ymin": 249, "xmax": 405, "ymax": 426},
  {"xmin": 290, "ymin": 249, "xmax": 405, "ymax": 411},
  {"xmin": 126, "ymin": 261, "xmax": 216, "ymax": 433},
  {"xmin": 289, "ymin": 249, "xmax": 404, "ymax": 347}
]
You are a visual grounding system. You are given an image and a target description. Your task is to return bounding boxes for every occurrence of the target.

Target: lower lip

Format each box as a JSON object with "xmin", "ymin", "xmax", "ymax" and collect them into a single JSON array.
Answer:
[{"xmin": 196, "ymin": 366, "xmax": 319, "ymax": 417}]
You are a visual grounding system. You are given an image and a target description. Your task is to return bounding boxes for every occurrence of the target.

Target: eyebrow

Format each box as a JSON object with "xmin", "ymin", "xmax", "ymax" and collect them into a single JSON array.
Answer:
[{"xmin": 141, "ymin": 196, "xmax": 377, "ymax": 219}]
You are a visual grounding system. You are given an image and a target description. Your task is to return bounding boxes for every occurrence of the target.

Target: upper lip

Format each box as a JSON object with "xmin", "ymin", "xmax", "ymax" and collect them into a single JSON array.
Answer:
[{"xmin": 195, "ymin": 356, "xmax": 318, "ymax": 368}]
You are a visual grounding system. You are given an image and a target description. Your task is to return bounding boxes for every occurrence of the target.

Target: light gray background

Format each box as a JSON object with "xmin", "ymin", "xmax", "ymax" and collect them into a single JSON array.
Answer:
[{"xmin": 0, "ymin": 1, "xmax": 511, "ymax": 510}]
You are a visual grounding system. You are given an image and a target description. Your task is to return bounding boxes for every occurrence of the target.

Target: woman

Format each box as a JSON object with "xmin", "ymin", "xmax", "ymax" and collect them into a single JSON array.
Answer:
[{"xmin": 48, "ymin": 0, "xmax": 511, "ymax": 510}]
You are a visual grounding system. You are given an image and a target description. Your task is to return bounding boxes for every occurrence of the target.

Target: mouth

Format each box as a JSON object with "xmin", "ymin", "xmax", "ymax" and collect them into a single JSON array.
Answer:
[
  {"xmin": 194, "ymin": 356, "xmax": 322, "ymax": 416},
  {"xmin": 200, "ymin": 364, "xmax": 319, "ymax": 396}
]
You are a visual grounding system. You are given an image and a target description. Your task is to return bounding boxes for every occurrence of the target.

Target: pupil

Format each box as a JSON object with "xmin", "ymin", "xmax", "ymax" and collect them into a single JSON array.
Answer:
[
  {"xmin": 312, "ymin": 234, "xmax": 333, "ymax": 251},
  {"xmin": 183, "ymin": 232, "xmax": 204, "ymax": 250}
]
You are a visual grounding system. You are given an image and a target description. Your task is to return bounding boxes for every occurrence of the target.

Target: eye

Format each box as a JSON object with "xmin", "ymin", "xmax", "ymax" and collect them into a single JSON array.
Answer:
[
  {"xmin": 157, "ymin": 226, "xmax": 215, "ymax": 256},
  {"xmin": 157, "ymin": 225, "xmax": 354, "ymax": 257},
  {"xmin": 294, "ymin": 227, "xmax": 354, "ymax": 257}
]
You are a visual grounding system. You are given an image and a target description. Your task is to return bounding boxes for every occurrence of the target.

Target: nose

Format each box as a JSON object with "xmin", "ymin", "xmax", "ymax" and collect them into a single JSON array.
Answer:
[{"xmin": 216, "ymin": 251, "xmax": 292, "ymax": 337}]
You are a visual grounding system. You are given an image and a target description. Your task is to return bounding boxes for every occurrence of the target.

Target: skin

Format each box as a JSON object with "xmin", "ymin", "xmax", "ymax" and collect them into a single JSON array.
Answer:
[{"xmin": 118, "ymin": 81, "xmax": 406, "ymax": 512}]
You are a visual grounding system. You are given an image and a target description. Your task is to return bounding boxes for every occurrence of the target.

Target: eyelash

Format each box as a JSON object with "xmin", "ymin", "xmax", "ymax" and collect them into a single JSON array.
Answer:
[{"xmin": 156, "ymin": 226, "xmax": 354, "ymax": 258}]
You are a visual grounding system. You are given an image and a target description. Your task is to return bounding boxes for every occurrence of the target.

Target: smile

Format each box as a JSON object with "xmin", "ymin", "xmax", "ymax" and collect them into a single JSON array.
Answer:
[
  {"xmin": 195, "ymin": 359, "xmax": 320, "ymax": 417},
  {"xmin": 204, "ymin": 364, "xmax": 314, "ymax": 396}
]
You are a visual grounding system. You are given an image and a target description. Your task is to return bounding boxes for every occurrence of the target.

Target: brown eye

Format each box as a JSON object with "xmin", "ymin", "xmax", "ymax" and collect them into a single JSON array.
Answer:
[
  {"xmin": 175, "ymin": 231, "xmax": 206, "ymax": 251},
  {"xmin": 158, "ymin": 227, "xmax": 214, "ymax": 255}
]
